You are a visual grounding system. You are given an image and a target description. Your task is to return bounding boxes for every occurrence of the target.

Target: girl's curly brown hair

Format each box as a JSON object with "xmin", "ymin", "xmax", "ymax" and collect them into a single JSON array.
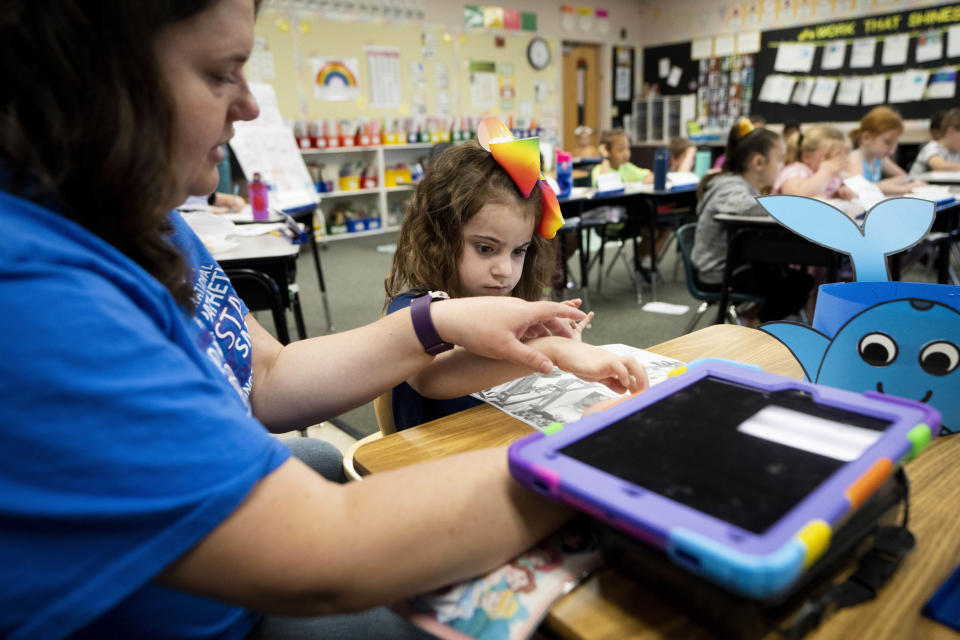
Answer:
[{"xmin": 384, "ymin": 140, "xmax": 555, "ymax": 307}]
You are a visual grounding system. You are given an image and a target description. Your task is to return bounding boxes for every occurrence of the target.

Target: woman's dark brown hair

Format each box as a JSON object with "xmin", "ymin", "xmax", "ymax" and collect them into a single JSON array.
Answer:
[
  {"xmin": 0, "ymin": 1, "xmax": 254, "ymax": 307},
  {"xmin": 384, "ymin": 140, "xmax": 555, "ymax": 305}
]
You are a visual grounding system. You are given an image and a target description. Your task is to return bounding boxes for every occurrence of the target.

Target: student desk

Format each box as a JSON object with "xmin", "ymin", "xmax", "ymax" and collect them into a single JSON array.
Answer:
[
  {"xmin": 353, "ymin": 324, "xmax": 960, "ymax": 640},
  {"xmin": 916, "ymin": 171, "xmax": 960, "ymax": 185},
  {"xmin": 559, "ymin": 184, "xmax": 698, "ymax": 303},
  {"xmin": 213, "ymin": 229, "xmax": 306, "ymax": 343}
]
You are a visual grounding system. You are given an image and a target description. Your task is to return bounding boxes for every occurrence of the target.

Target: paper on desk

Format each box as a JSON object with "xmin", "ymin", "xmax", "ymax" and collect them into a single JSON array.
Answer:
[
  {"xmin": 181, "ymin": 211, "xmax": 239, "ymax": 253},
  {"xmin": 473, "ymin": 344, "xmax": 684, "ymax": 431},
  {"xmin": 596, "ymin": 171, "xmax": 624, "ymax": 193},
  {"xmin": 843, "ymin": 176, "xmax": 886, "ymax": 210}
]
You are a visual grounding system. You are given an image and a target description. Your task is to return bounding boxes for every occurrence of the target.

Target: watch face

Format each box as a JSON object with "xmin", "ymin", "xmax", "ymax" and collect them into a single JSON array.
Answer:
[{"xmin": 527, "ymin": 37, "xmax": 551, "ymax": 70}]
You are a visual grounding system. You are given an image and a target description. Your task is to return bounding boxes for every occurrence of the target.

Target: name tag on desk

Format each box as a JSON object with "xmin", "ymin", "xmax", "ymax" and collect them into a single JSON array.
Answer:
[{"xmin": 596, "ymin": 171, "xmax": 625, "ymax": 193}]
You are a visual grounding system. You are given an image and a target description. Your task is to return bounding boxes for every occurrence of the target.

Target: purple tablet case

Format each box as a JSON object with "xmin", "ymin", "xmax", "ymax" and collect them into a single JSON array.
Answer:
[{"xmin": 508, "ymin": 359, "xmax": 940, "ymax": 599}]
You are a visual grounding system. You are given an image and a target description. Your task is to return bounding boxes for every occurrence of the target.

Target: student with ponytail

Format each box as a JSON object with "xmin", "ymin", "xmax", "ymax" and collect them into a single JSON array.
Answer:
[
  {"xmin": 691, "ymin": 119, "xmax": 813, "ymax": 324},
  {"xmin": 846, "ymin": 106, "xmax": 926, "ymax": 194}
]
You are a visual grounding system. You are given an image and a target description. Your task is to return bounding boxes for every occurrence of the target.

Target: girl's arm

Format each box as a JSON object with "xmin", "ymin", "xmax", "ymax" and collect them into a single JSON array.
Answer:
[
  {"xmin": 927, "ymin": 154, "xmax": 960, "ymax": 171},
  {"xmin": 247, "ymin": 297, "xmax": 586, "ymax": 431},
  {"xmin": 845, "ymin": 151, "xmax": 864, "ymax": 177},
  {"xmin": 877, "ymin": 157, "xmax": 925, "ymax": 194},
  {"xmin": 157, "ymin": 447, "xmax": 573, "ymax": 615},
  {"xmin": 409, "ymin": 336, "xmax": 648, "ymax": 398},
  {"xmin": 779, "ymin": 156, "xmax": 846, "ymax": 198}
]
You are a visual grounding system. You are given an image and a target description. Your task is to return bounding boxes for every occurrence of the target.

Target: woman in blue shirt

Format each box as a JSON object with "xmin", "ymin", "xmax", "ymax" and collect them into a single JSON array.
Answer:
[{"xmin": 0, "ymin": 2, "xmax": 592, "ymax": 638}]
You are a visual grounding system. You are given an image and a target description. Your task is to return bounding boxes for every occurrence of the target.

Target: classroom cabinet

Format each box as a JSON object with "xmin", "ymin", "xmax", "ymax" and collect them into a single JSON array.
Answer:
[
  {"xmin": 302, "ymin": 143, "xmax": 432, "ymax": 240},
  {"xmin": 630, "ymin": 95, "xmax": 696, "ymax": 145}
]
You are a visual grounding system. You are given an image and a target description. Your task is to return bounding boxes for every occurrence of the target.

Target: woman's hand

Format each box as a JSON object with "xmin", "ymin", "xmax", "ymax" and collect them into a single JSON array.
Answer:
[
  {"xmin": 430, "ymin": 297, "xmax": 587, "ymax": 374},
  {"xmin": 536, "ymin": 339, "xmax": 649, "ymax": 394}
]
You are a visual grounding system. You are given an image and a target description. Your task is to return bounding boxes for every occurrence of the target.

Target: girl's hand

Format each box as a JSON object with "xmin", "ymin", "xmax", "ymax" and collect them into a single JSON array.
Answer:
[
  {"xmin": 537, "ymin": 339, "xmax": 649, "ymax": 394},
  {"xmin": 430, "ymin": 297, "xmax": 587, "ymax": 374},
  {"xmin": 836, "ymin": 184, "xmax": 856, "ymax": 201},
  {"xmin": 520, "ymin": 299, "xmax": 592, "ymax": 340},
  {"xmin": 820, "ymin": 154, "xmax": 847, "ymax": 176}
]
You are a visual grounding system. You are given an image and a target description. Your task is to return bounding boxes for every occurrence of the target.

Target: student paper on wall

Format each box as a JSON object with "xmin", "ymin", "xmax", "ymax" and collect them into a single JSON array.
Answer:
[
  {"xmin": 736, "ymin": 31, "xmax": 761, "ymax": 55},
  {"xmin": 916, "ymin": 31, "xmax": 944, "ymax": 63},
  {"xmin": 948, "ymin": 24, "xmax": 960, "ymax": 59},
  {"xmin": 881, "ymin": 33, "xmax": 909, "ymax": 66},
  {"xmin": 774, "ymin": 42, "xmax": 814, "ymax": 72},
  {"xmin": 792, "ymin": 77, "xmax": 816, "ymax": 105},
  {"xmin": 835, "ymin": 77, "xmax": 862, "ymax": 106},
  {"xmin": 692, "ymin": 36, "xmax": 713, "ymax": 60},
  {"xmin": 714, "ymin": 34, "xmax": 736, "ymax": 57},
  {"xmin": 810, "ymin": 77, "xmax": 838, "ymax": 107},
  {"xmin": 659, "ymin": 57, "xmax": 671, "ymax": 78},
  {"xmin": 889, "ymin": 69, "xmax": 929, "ymax": 103},
  {"xmin": 861, "ymin": 75, "xmax": 887, "ymax": 106},
  {"xmin": 667, "ymin": 65, "xmax": 683, "ymax": 87},
  {"xmin": 850, "ymin": 37, "xmax": 877, "ymax": 68},
  {"xmin": 821, "ymin": 41, "xmax": 846, "ymax": 70},
  {"xmin": 759, "ymin": 74, "xmax": 795, "ymax": 104},
  {"xmin": 926, "ymin": 68, "xmax": 957, "ymax": 100}
]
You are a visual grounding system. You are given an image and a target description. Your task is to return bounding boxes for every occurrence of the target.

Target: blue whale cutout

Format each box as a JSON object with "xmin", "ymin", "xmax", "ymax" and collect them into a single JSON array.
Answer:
[
  {"xmin": 756, "ymin": 195, "xmax": 935, "ymax": 282},
  {"xmin": 762, "ymin": 298, "xmax": 959, "ymax": 434},
  {"xmin": 754, "ymin": 196, "xmax": 958, "ymax": 434}
]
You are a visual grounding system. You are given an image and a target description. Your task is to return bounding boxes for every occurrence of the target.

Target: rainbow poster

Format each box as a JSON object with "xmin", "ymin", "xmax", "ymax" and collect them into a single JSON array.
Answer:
[{"xmin": 310, "ymin": 57, "xmax": 359, "ymax": 101}]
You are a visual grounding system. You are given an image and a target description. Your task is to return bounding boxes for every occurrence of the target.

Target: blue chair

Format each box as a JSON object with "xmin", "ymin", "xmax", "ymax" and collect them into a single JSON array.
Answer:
[{"xmin": 675, "ymin": 223, "xmax": 764, "ymax": 334}]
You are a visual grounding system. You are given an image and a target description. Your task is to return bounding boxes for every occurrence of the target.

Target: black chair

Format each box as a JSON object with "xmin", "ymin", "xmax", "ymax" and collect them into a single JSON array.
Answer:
[
  {"xmin": 224, "ymin": 268, "xmax": 306, "ymax": 345},
  {"xmin": 675, "ymin": 223, "xmax": 764, "ymax": 333}
]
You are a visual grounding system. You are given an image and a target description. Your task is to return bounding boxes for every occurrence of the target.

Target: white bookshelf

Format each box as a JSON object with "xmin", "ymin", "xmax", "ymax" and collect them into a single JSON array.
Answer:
[{"xmin": 302, "ymin": 143, "xmax": 433, "ymax": 240}]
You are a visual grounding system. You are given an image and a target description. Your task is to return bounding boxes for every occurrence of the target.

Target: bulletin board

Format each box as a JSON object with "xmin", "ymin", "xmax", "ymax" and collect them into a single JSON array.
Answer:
[
  {"xmin": 642, "ymin": 41, "xmax": 699, "ymax": 96},
  {"xmin": 641, "ymin": 2, "xmax": 960, "ymax": 126},
  {"xmin": 250, "ymin": 6, "xmax": 559, "ymax": 127},
  {"xmin": 751, "ymin": 3, "xmax": 960, "ymax": 122}
]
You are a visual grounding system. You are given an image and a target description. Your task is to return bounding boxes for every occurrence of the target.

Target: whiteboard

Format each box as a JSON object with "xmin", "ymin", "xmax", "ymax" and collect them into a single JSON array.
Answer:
[{"xmin": 229, "ymin": 83, "xmax": 318, "ymax": 211}]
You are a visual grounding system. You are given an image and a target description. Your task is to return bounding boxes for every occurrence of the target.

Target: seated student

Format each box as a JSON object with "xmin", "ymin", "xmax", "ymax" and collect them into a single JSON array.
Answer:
[
  {"xmin": 691, "ymin": 118, "xmax": 814, "ymax": 324},
  {"xmin": 713, "ymin": 113, "xmax": 767, "ymax": 170},
  {"xmin": 1, "ymin": 3, "xmax": 608, "ymax": 637},
  {"xmin": 846, "ymin": 106, "xmax": 926, "ymax": 195},
  {"xmin": 928, "ymin": 109, "xmax": 947, "ymax": 141},
  {"xmin": 773, "ymin": 125, "xmax": 854, "ymax": 200},
  {"xmin": 572, "ymin": 125, "xmax": 600, "ymax": 159},
  {"xmin": 669, "ymin": 137, "xmax": 697, "ymax": 173},
  {"xmin": 782, "ymin": 120, "xmax": 802, "ymax": 143},
  {"xmin": 909, "ymin": 107, "xmax": 960, "ymax": 177},
  {"xmin": 592, "ymin": 128, "xmax": 674, "ymax": 266},
  {"xmin": 591, "ymin": 128, "xmax": 652, "ymax": 186},
  {"xmin": 384, "ymin": 138, "xmax": 648, "ymax": 431}
]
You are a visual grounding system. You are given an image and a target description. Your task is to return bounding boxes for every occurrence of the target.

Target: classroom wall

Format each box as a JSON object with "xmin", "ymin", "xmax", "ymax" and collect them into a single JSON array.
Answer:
[{"xmin": 251, "ymin": 0, "xmax": 646, "ymax": 139}]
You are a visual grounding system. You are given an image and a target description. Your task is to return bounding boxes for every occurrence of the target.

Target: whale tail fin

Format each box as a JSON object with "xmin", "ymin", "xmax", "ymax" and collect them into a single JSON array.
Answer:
[{"xmin": 757, "ymin": 195, "xmax": 935, "ymax": 282}]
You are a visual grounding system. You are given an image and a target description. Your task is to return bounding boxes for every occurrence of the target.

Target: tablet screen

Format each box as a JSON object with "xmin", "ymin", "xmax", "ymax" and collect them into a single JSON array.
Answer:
[{"xmin": 559, "ymin": 376, "xmax": 893, "ymax": 534}]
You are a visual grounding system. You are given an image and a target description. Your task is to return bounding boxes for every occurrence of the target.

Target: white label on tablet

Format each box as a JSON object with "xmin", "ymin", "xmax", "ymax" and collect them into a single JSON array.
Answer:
[{"xmin": 737, "ymin": 405, "xmax": 882, "ymax": 461}]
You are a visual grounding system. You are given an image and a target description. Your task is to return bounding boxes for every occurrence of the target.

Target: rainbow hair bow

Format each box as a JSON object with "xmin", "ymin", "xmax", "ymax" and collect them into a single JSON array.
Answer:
[{"xmin": 477, "ymin": 117, "xmax": 564, "ymax": 239}]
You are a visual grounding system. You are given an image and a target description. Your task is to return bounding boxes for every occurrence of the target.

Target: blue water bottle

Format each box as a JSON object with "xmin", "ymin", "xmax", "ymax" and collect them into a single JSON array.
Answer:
[
  {"xmin": 654, "ymin": 146, "xmax": 669, "ymax": 191},
  {"xmin": 556, "ymin": 150, "xmax": 573, "ymax": 198}
]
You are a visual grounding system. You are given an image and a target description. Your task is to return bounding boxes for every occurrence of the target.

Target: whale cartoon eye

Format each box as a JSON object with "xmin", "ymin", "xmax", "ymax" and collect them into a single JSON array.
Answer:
[
  {"xmin": 918, "ymin": 341, "xmax": 959, "ymax": 376},
  {"xmin": 858, "ymin": 333, "xmax": 897, "ymax": 366}
]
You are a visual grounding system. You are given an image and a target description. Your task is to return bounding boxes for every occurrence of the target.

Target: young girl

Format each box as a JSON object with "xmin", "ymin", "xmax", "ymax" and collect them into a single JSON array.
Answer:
[
  {"xmin": 384, "ymin": 127, "xmax": 647, "ymax": 430},
  {"xmin": 591, "ymin": 128, "xmax": 652, "ymax": 186},
  {"xmin": 909, "ymin": 107, "xmax": 960, "ymax": 177},
  {"xmin": 572, "ymin": 125, "xmax": 600, "ymax": 159},
  {"xmin": 691, "ymin": 118, "xmax": 813, "ymax": 323},
  {"xmin": 773, "ymin": 125, "xmax": 854, "ymax": 200},
  {"xmin": 846, "ymin": 106, "xmax": 925, "ymax": 194}
]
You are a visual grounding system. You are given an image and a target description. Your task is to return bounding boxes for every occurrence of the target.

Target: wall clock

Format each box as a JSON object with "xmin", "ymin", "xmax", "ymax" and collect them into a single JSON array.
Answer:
[{"xmin": 527, "ymin": 36, "xmax": 551, "ymax": 71}]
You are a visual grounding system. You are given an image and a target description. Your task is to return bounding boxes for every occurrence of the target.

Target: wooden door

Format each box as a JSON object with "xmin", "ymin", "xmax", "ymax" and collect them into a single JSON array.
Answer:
[{"xmin": 562, "ymin": 42, "xmax": 600, "ymax": 153}]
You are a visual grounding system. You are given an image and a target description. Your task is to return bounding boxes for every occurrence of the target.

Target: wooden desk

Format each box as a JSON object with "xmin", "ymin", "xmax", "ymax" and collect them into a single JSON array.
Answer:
[{"xmin": 354, "ymin": 324, "xmax": 960, "ymax": 640}]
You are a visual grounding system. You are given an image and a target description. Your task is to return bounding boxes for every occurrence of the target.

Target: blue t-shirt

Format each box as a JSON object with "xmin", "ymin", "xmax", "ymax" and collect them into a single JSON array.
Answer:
[
  {"xmin": 386, "ymin": 292, "xmax": 482, "ymax": 430},
  {"xmin": 0, "ymin": 192, "xmax": 291, "ymax": 639}
]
